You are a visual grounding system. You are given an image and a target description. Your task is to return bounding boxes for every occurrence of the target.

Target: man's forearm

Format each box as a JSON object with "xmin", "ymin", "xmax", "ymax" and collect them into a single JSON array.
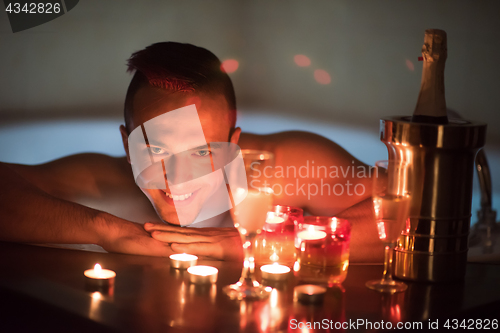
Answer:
[
  {"xmin": 337, "ymin": 196, "xmax": 384, "ymax": 263},
  {"xmin": 0, "ymin": 162, "xmax": 106, "ymax": 245}
]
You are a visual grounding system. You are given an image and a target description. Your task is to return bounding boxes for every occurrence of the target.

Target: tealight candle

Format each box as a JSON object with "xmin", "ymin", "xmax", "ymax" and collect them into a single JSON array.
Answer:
[
  {"xmin": 294, "ymin": 284, "xmax": 327, "ymax": 304},
  {"xmin": 84, "ymin": 264, "xmax": 116, "ymax": 289},
  {"xmin": 266, "ymin": 214, "xmax": 285, "ymax": 224},
  {"xmin": 295, "ymin": 225, "xmax": 327, "ymax": 248},
  {"xmin": 260, "ymin": 263, "xmax": 291, "ymax": 281},
  {"xmin": 297, "ymin": 225, "xmax": 327, "ymax": 241},
  {"xmin": 263, "ymin": 212, "xmax": 287, "ymax": 233},
  {"xmin": 187, "ymin": 265, "xmax": 218, "ymax": 284},
  {"xmin": 169, "ymin": 253, "xmax": 198, "ymax": 269}
]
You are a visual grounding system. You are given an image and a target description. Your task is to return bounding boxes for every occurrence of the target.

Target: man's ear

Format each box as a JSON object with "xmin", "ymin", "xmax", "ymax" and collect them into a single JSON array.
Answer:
[
  {"xmin": 229, "ymin": 127, "xmax": 241, "ymax": 145},
  {"xmin": 119, "ymin": 125, "xmax": 131, "ymax": 164}
]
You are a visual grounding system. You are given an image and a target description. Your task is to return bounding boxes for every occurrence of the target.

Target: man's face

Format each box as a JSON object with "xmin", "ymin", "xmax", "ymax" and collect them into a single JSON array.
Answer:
[{"xmin": 122, "ymin": 86, "xmax": 239, "ymax": 225}]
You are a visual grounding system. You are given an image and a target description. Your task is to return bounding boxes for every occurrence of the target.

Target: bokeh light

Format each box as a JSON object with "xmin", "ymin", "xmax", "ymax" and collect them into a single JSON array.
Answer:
[
  {"xmin": 220, "ymin": 59, "xmax": 239, "ymax": 73},
  {"xmin": 294, "ymin": 54, "xmax": 311, "ymax": 67},
  {"xmin": 314, "ymin": 69, "xmax": 331, "ymax": 84},
  {"xmin": 405, "ymin": 59, "xmax": 415, "ymax": 72}
]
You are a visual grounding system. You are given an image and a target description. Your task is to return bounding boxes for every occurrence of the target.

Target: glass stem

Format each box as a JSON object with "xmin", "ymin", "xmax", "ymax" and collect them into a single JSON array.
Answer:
[
  {"xmin": 239, "ymin": 233, "xmax": 257, "ymax": 285},
  {"xmin": 382, "ymin": 243, "xmax": 395, "ymax": 283}
]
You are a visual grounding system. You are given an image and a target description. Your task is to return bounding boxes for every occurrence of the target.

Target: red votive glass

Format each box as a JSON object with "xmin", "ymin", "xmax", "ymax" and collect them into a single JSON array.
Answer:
[
  {"xmin": 255, "ymin": 205, "xmax": 303, "ymax": 268},
  {"xmin": 294, "ymin": 216, "xmax": 351, "ymax": 286}
]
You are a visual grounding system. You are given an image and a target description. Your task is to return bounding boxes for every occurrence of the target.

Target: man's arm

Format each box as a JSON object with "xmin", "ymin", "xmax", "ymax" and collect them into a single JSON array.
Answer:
[
  {"xmin": 336, "ymin": 197, "xmax": 384, "ymax": 262},
  {"xmin": 0, "ymin": 161, "xmax": 102, "ymax": 244},
  {"xmin": 239, "ymin": 131, "xmax": 373, "ymax": 214},
  {"xmin": 241, "ymin": 131, "xmax": 383, "ymax": 262},
  {"xmin": 0, "ymin": 160, "xmax": 172, "ymax": 257}
]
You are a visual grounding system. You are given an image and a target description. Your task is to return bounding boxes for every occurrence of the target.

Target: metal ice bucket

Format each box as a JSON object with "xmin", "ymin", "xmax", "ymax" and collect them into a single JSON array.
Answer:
[{"xmin": 380, "ymin": 116, "xmax": 486, "ymax": 282}]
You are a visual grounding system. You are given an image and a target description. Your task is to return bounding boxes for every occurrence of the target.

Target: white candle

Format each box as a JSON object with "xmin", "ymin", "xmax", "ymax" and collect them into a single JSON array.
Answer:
[
  {"xmin": 169, "ymin": 253, "xmax": 198, "ymax": 269},
  {"xmin": 266, "ymin": 212, "xmax": 285, "ymax": 224},
  {"xmin": 297, "ymin": 225, "xmax": 327, "ymax": 241},
  {"xmin": 260, "ymin": 263, "xmax": 291, "ymax": 281},
  {"xmin": 187, "ymin": 265, "xmax": 218, "ymax": 284},
  {"xmin": 295, "ymin": 225, "xmax": 327, "ymax": 248},
  {"xmin": 84, "ymin": 264, "xmax": 116, "ymax": 289},
  {"xmin": 84, "ymin": 264, "xmax": 116, "ymax": 279}
]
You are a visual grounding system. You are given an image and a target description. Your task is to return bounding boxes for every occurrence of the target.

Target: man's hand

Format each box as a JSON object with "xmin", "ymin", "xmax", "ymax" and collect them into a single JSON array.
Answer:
[
  {"xmin": 143, "ymin": 223, "xmax": 243, "ymax": 261},
  {"xmin": 98, "ymin": 215, "xmax": 174, "ymax": 257}
]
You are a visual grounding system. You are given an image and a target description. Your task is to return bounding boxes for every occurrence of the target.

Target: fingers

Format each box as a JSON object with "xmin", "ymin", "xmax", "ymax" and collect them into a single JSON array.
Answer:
[
  {"xmin": 144, "ymin": 222, "xmax": 237, "ymax": 236},
  {"xmin": 150, "ymin": 230, "xmax": 214, "ymax": 244},
  {"xmin": 171, "ymin": 242, "xmax": 220, "ymax": 260},
  {"xmin": 144, "ymin": 222, "xmax": 177, "ymax": 231},
  {"xmin": 143, "ymin": 240, "xmax": 174, "ymax": 257},
  {"xmin": 106, "ymin": 236, "xmax": 173, "ymax": 258},
  {"xmin": 171, "ymin": 240, "xmax": 242, "ymax": 262},
  {"xmin": 144, "ymin": 222, "xmax": 209, "ymax": 235}
]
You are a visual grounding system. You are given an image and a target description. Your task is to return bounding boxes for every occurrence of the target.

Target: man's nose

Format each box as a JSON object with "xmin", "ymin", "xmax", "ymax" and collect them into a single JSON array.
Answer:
[{"xmin": 164, "ymin": 153, "xmax": 193, "ymax": 186}]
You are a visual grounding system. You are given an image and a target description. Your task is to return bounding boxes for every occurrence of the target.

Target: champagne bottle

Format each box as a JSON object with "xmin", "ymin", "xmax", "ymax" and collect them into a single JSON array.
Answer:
[{"xmin": 411, "ymin": 29, "xmax": 448, "ymax": 124}]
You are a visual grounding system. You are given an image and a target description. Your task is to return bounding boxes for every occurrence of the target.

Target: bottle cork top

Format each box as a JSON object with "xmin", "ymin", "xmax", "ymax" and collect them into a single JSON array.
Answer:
[
  {"xmin": 412, "ymin": 29, "xmax": 448, "ymax": 121},
  {"xmin": 422, "ymin": 29, "xmax": 447, "ymax": 62}
]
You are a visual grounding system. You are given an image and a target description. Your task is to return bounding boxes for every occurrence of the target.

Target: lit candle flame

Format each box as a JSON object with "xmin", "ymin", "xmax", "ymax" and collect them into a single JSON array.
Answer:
[
  {"xmin": 269, "ymin": 252, "xmax": 280, "ymax": 262},
  {"xmin": 293, "ymin": 261, "xmax": 300, "ymax": 272},
  {"xmin": 330, "ymin": 218, "xmax": 338, "ymax": 232},
  {"xmin": 94, "ymin": 263, "xmax": 102, "ymax": 275},
  {"xmin": 91, "ymin": 291, "xmax": 102, "ymax": 300}
]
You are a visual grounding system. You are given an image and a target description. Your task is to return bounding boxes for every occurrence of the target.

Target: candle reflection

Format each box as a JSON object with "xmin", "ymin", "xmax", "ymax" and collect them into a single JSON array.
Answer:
[
  {"xmin": 289, "ymin": 285, "xmax": 346, "ymax": 332},
  {"xmin": 239, "ymin": 301, "xmax": 250, "ymax": 331},
  {"xmin": 188, "ymin": 283, "xmax": 217, "ymax": 303},
  {"xmin": 169, "ymin": 280, "xmax": 187, "ymax": 328},
  {"xmin": 266, "ymin": 289, "xmax": 285, "ymax": 330},
  {"xmin": 381, "ymin": 293, "xmax": 405, "ymax": 325},
  {"xmin": 180, "ymin": 280, "xmax": 186, "ymax": 306},
  {"xmin": 237, "ymin": 288, "xmax": 287, "ymax": 332},
  {"xmin": 89, "ymin": 291, "xmax": 102, "ymax": 321},
  {"xmin": 167, "ymin": 276, "xmax": 218, "ymax": 330}
]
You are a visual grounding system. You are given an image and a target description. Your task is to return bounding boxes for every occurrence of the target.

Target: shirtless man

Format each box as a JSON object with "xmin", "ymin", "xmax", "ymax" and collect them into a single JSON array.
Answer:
[{"xmin": 0, "ymin": 42, "xmax": 382, "ymax": 262}]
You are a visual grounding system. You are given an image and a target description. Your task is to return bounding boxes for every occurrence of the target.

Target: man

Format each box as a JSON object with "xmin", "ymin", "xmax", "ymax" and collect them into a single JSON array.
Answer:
[{"xmin": 0, "ymin": 42, "xmax": 382, "ymax": 262}]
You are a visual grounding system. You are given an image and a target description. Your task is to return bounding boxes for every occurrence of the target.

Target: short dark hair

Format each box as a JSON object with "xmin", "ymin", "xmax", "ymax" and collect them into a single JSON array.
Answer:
[{"xmin": 124, "ymin": 42, "xmax": 237, "ymax": 132}]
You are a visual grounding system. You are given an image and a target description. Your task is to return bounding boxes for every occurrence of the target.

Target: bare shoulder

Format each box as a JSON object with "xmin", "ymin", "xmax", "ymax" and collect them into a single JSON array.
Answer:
[
  {"xmin": 239, "ymin": 131, "xmax": 371, "ymax": 214},
  {"xmin": 5, "ymin": 153, "xmax": 134, "ymax": 200},
  {"xmin": 239, "ymin": 131, "xmax": 363, "ymax": 166}
]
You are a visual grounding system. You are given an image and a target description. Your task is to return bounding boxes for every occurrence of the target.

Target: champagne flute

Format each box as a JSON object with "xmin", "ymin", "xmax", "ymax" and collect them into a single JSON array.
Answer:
[
  {"xmin": 223, "ymin": 150, "xmax": 274, "ymax": 300},
  {"xmin": 366, "ymin": 160, "xmax": 411, "ymax": 293}
]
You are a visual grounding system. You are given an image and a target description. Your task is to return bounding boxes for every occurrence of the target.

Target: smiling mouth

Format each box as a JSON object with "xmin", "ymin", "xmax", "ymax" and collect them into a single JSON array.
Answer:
[{"xmin": 163, "ymin": 190, "xmax": 194, "ymax": 201}]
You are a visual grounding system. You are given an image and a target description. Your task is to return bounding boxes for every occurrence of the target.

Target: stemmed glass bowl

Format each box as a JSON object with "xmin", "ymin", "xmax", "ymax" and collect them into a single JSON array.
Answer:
[
  {"xmin": 223, "ymin": 150, "xmax": 275, "ymax": 300},
  {"xmin": 366, "ymin": 160, "xmax": 411, "ymax": 294}
]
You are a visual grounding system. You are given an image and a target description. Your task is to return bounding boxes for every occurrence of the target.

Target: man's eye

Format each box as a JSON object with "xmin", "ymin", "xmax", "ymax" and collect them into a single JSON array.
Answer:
[
  {"xmin": 150, "ymin": 147, "xmax": 166, "ymax": 155},
  {"xmin": 194, "ymin": 150, "xmax": 211, "ymax": 157}
]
